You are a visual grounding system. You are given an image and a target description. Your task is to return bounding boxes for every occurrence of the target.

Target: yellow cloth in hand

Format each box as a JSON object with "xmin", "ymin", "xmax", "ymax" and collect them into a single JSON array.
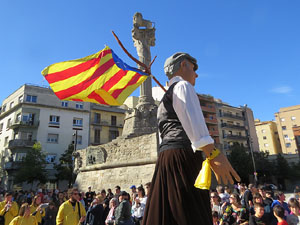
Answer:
[{"xmin": 194, "ymin": 148, "xmax": 221, "ymax": 190}]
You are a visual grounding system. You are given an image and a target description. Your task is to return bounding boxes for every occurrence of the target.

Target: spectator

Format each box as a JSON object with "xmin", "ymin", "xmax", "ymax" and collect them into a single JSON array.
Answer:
[
  {"xmin": 249, "ymin": 203, "xmax": 269, "ymax": 225},
  {"xmin": 55, "ymin": 192, "xmax": 65, "ymax": 208},
  {"xmin": 106, "ymin": 189, "xmax": 114, "ymax": 200},
  {"xmin": 212, "ymin": 211, "xmax": 219, "ymax": 225},
  {"xmin": 273, "ymin": 205, "xmax": 288, "ymax": 225},
  {"xmin": 114, "ymin": 191, "xmax": 133, "ymax": 225},
  {"xmin": 30, "ymin": 195, "xmax": 45, "ymax": 225},
  {"xmin": 105, "ymin": 198, "xmax": 118, "ymax": 225},
  {"xmin": 210, "ymin": 191, "xmax": 224, "ymax": 218},
  {"xmin": 216, "ymin": 185, "xmax": 230, "ymax": 204},
  {"xmin": 258, "ymin": 186, "xmax": 273, "ymax": 207},
  {"xmin": 56, "ymin": 188, "xmax": 86, "ymax": 225},
  {"xmin": 272, "ymin": 192, "xmax": 290, "ymax": 219},
  {"xmin": 0, "ymin": 192, "xmax": 19, "ymax": 225},
  {"xmin": 130, "ymin": 186, "xmax": 137, "ymax": 202},
  {"xmin": 102, "ymin": 199, "xmax": 110, "ymax": 225},
  {"xmin": 220, "ymin": 193, "xmax": 248, "ymax": 225},
  {"xmin": 85, "ymin": 187, "xmax": 96, "ymax": 209},
  {"xmin": 287, "ymin": 198, "xmax": 300, "ymax": 225},
  {"xmin": 9, "ymin": 203, "xmax": 37, "ymax": 225},
  {"xmin": 144, "ymin": 183, "xmax": 151, "ymax": 197},
  {"xmin": 79, "ymin": 193, "xmax": 86, "ymax": 209},
  {"xmin": 43, "ymin": 202, "xmax": 56, "ymax": 225},
  {"xmin": 85, "ymin": 195, "xmax": 104, "ymax": 225},
  {"xmin": 114, "ymin": 186, "xmax": 121, "ymax": 199},
  {"xmin": 132, "ymin": 186, "xmax": 147, "ymax": 225}
]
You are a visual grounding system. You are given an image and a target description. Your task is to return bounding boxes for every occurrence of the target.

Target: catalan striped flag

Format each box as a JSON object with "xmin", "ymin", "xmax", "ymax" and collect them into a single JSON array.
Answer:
[{"xmin": 42, "ymin": 46, "xmax": 148, "ymax": 106}]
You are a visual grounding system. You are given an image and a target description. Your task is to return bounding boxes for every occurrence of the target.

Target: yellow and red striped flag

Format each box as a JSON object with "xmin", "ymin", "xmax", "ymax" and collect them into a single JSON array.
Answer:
[{"xmin": 42, "ymin": 46, "xmax": 148, "ymax": 106}]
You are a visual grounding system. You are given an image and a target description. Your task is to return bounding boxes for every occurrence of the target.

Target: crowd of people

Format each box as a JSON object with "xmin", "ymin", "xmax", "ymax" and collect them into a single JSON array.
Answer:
[
  {"xmin": 0, "ymin": 182, "xmax": 151, "ymax": 225},
  {"xmin": 0, "ymin": 183, "xmax": 299, "ymax": 225},
  {"xmin": 210, "ymin": 184, "xmax": 300, "ymax": 225}
]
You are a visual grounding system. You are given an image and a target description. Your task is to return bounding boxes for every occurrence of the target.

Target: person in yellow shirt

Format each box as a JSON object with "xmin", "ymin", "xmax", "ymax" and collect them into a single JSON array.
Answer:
[
  {"xmin": 0, "ymin": 192, "xmax": 19, "ymax": 225},
  {"xmin": 9, "ymin": 203, "xmax": 37, "ymax": 225},
  {"xmin": 30, "ymin": 195, "xmax": 45, "ymax": 225},
  {"xmin": 56, "ymin": 188, "xmax": 86, "ymax": 225}
]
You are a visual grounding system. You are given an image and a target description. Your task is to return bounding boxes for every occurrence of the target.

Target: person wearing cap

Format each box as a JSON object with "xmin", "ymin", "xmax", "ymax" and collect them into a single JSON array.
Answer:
[
  {"xmin": 142, "ymin": 52, "xmax": 240, "ymax": 225},
  {"xmin": 130, "ymin": 185, "xmax": 137, "ymax": 202},
  {"xmin": 0, "ymin": 192, "xmax": 19, "ymax": 225},
  {"xmin": 114, "ymin": 191, "xmax": 133, "ymax": 225}
]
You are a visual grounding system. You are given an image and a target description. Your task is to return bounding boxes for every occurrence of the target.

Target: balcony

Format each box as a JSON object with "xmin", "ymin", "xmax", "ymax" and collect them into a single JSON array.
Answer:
[
  {"xmin": 223, "ymin": 134, "xmax": 248, "ymax": 140},
  {"xmin": 209, "ymin": 130, "xmax": 219, "ymax": 136},
  {"xmin": 201, "ymin": 105, "xmax": 216, "ymax": 113},
  {"xmin": 221, "ymin": 123, "xmax": 245, "ymax": 130},
  {"xmin": 4, "ymin": 161, "xmax": 21, "ymax": 170},
  {"xmin": 8, "ymin": 139, "xmax": 35, "ymax": 150},
  {"xmin": 92, "ymin": 121, "xmax": 123, "ymax": 128},
  {"xmin": 220, "ymin": 113, "xmax": 244, "ymax": 120},
  {"xmin": 205, "ymin": 118, "xmax": 218, "ymax": 125},
  {"xmin": 9, "ymin": 120, "xmax": 39, "ymax": 129}
]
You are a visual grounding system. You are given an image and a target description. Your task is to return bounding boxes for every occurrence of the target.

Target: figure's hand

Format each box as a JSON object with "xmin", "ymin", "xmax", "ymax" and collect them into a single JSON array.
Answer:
[{"xmin": 210, "ymin": 153, "xmax": 240, "ymax": 185}]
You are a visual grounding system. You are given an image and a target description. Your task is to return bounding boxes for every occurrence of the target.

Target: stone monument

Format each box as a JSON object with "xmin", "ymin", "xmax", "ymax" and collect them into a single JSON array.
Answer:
[{"xmin": 74, "ymin": 13, "xmax": 159, "ymax": 191}]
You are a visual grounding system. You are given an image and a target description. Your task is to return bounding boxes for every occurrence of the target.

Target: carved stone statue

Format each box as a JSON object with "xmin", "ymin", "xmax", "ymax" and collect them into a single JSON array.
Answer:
[
  {"xmin": 122, "ymin": 12, "xmax": 158, "ymax": 137},
  {"xmin": 132, "ymin": 12, "xmax": 156, "ymax": 103}
]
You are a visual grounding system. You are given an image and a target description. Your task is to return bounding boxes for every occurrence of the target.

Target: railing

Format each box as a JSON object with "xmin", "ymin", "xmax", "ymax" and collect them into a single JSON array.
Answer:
[
  {"xmin": 201, "ymin": 105, "xmax": 216, "ymax": 113},
  {"xmin": 10, "ymin": 120, "xmax": 39, "ymax": 129},
  {"xmin": 221, "ymin": 123, "xmax": 245, "ymax": 130},
  {"xmin": 205, "ymin": 118, "xmax": 218, "ymax": 124},
  {"xmin": 220, "ymin": 113, "xmax": 244, "ymax": 120},
  {"xmin": 209, "ymin": 130, "xmax": 219, "ymax": 136},
  {"xmin": 4, "ymin": 162, "xmax": 21, "ymax": 170},
  {"xmin": 8, "ymin": 139, "xmax": 35, "ymax": 149},
  {"xmin": 223, "ymin": 134, "xmax": 248, "ymax": 140}
]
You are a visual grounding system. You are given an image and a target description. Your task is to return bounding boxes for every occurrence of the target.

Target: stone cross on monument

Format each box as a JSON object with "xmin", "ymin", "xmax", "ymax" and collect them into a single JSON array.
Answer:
[{"xmin": 121, "ymin": 12, "xmax": 158, "ymax": 137}]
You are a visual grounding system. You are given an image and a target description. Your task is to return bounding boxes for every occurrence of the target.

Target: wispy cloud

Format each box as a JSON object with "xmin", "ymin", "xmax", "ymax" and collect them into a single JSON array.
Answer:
[{"xmin": 270, "ymin": 86, "xmax": 293, "ymax": 94}]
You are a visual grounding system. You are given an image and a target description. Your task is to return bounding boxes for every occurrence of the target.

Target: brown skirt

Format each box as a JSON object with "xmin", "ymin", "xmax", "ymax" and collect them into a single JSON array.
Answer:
[{"xmin": 142, "ymin": 148, "xmax": 212, "ymax": 225}]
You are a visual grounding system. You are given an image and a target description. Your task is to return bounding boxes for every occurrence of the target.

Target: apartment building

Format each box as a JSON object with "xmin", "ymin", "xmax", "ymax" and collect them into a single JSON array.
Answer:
[
  {"xmin": 255, "ymin": 120, "xmax": 282, "ymax": 155},
  {"xmin": 90, "ymin": 103, "xmax": 125, "ymax": 145},
  {"xmin": 215, "ymin": 100, "xmax": 259, "ymax": 154},
  {"xmin": 198, "ymin": 94, "xmax": 220, "ymax": 147},
  {"xmin": 0, "ymin": 84, "xmax": 91, "ymax": 189},
  {"xmin": 275, "ymin": 105, "xmax": 300, "ymax": 154}
]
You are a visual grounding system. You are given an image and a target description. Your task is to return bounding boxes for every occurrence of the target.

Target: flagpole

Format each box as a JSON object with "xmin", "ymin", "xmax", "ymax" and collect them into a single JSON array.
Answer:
[{"xmin": 112, "ymin": 31, "xmax": 167, "ymax": 93}]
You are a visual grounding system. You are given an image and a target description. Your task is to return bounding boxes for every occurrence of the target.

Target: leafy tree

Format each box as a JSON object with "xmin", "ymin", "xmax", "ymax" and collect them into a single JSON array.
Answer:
[
  {"xmin": 14, "ymin": 142, "xmax": 47, "ymax": 188},
  {"xmin": 252, "ymin": 151, "xmax": 274, "ymax": 183},
  {"xmin": 228, "ymin": 143, "xmax": 253, "ymax": 183},
  {"xmin": 274, "ymin": 153, "xmax": 291, "ymax": 179},
  {"xmin": 54, "ymin": 144, "xmax": 75, "ymax": 188}
]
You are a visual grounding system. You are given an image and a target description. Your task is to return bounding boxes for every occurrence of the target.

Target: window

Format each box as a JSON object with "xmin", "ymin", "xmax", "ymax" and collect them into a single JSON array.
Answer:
[
  {"xmin": 94, "ymin": 129, "xmax": 101, "ymax": 144},
  {"xmin": 49, "ymin": 115, "xmax": 60, "ymax": 124},
  {"xmin": 14, "ymin": 153, "xmax": 27, "ymax": 161},
  {"xmin": 94, "ymin": 113, "xmax": 101, "ymax": 124},
  {"xmin": 4, "ymin": 137, "xmax": 9, "ymax": 146},
  {"xmin": 111, "ymin": 116, "xmax": 117, "ymax": 126},
  {"xmin": 62, "ymin": 101, "xmax": 68, "ymax": 107},
  {"xmin": 282, "ymin": 126, "xmax": 287, "ymax": 130},
  {"xmin": 46, "ymin": 154, "xmax": 56, "ymax": 163},
  {"xmin": 109, "ymin": 130, "xmax": 119, "ymax": 141},
  {"xmin": 284, "ymin": 135, "xmax": 289, "ymax": 139},
  {"xmin": 286, "ymin": 143, "xmax": 291, "ymax": 148},
  {"xmin": 261, "ymin": 129, "xmax": 266, "ymax": 133},
  {"xmin": 209, "ymin": 115, "xmax": 214, "ymax": 120},
  {"xmin": 15, "ymin": 113, "xmax": 21, "ymax": 123},
  {"xmin": 281, "ymin": 118, "xmax": 285, "ymax": 122},
  {"xmin": 264, "ymin": 143, "xmax": 269, "ymax": 147},
  {"xmin": 10, "ymin": 101, "xmax": 14, "ymax": 109},
  {"xmin": 291, "ymin": 116, "xmax": 296, "ymax": 121},
  {"xmin": 2, "ymin": 104, "xmax": 6, "ymax": 112},
  {"xmin": 76, "ymin": 103, "xmax": 83, "ymax": 109},
  {"xmin": 22, "ymin": 113, "xmax": 34, "ymax": 125},
  {"xmin": 26, "ymin": 95, "xmax": 37, "ymax": 103},
  {"xmin": 18, "ymin": 95, "xmax": 23, "ymax": 103},
  {"xmin": 73, "ymin": 135, "xmax": 82, "ymax": 145},
  {"xmin": 73, "ymin": 118, "xmax": 83, "ymax": 127},
  {"xmin": 263, "ymin": 136, "xmax": 267, "ymax": 140},
  {"xmin": 6, "ymin": 118, "xmax": 11, "ymax": 128},
  {"xmin": 0, "ymin": 123, "xmax": 3, "ymax": 132},
  {"xmin": 47, "ymin": 134, "xmax": 58, "ymax": 143}
]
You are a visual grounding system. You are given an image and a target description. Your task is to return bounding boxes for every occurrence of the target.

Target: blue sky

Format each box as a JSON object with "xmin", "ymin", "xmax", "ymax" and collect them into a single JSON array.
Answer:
[{"xmin": 0, "ymin": 0, "xmax": 299, "ymax": 121}]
